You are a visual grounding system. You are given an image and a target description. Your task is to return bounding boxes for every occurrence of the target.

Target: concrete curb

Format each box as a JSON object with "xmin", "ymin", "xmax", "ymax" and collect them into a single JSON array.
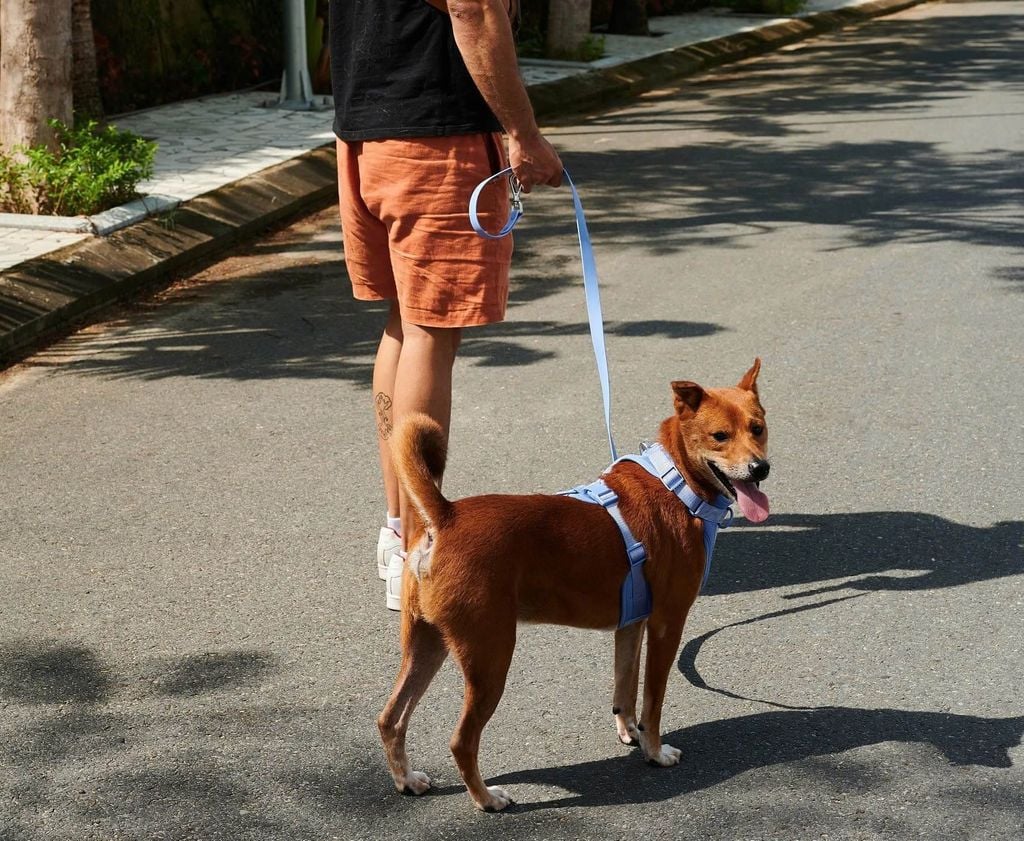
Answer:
[
  {"xmin": 0, "ymin": 194, "xmax": 182, "ymax": 236},
  {"xmin": 0, "ymin": 147, "xmax": 337, "ymax": 363},
  {"xmin": 0, "ymin": 0, "xmax": 924, "ymax": 366}
]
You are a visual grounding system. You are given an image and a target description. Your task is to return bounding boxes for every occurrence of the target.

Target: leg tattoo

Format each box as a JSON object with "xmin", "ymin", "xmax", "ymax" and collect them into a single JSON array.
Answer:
[{"xmin": 375, "ymin": 392, "xmax": 394, "ymax": 440}]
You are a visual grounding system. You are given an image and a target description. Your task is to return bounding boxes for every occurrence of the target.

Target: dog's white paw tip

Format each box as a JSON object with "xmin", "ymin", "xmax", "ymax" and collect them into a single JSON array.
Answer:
[
  {"xmin": 646, "ymin": 743, "xmax": 682, "ymax": 767},
  {"xmin": 401, "ymin": 770, "xmax": 432, "ymax": 796},
  {"xmin": 615, "ymin": 716, "xmax": 641, "ymax": 746},
  {"xmin": 617, "ymin": 725, "xmax": 640, "ymax": 747},
  {"xmin": 480, "ymin": 785, "xmax": 513, "ymax": 812},
  {"xmin": 660, "ymin": 744, "xmax": 682, "ymax": 765}
]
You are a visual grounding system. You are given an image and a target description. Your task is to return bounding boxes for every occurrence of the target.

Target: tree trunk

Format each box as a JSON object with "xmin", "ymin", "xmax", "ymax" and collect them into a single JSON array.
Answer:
[
  {"xmin": 0, "ymin": 0, "xmax": 73, "ymax": 153},
  {"xmin": 546, "ymin": 0, "xmax": 591, "ymax": 59},
  {"xmin": 72, "ymin": 0, "xmax": 103, "ymax": 121},
  {"xmin": 608, "ymin": 0, "xmax": 649, "ymax": 36}
]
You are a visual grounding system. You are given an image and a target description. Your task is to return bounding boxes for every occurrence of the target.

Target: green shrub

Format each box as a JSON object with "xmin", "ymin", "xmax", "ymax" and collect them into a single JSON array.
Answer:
[{"xmin": 0, "ymin": 120, "xmax": 156, "ymax": 217}]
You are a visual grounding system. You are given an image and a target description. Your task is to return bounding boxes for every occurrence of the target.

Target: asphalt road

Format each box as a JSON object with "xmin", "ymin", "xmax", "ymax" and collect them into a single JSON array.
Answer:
[{"xmin": 2, "ymin": 2, "xmax": 1023, "ymax": 839}]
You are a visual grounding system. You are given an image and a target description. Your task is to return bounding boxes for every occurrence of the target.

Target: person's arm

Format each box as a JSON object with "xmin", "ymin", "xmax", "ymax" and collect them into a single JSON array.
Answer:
[{"xmin": 447, "ymin": 0, "xmax": 563, "ymax": 191}]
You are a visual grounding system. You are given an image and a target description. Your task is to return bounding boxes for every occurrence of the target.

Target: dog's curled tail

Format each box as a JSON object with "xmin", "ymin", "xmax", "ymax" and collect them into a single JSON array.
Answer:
[{"xmin": 392, "ymin": 412, "xmax": 453, "ymax": 531}]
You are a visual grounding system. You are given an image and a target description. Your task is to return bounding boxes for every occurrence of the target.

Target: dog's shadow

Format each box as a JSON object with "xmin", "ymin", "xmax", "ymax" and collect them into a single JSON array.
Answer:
[
  {"xmin": 487, "ymin": 707, "xmax": 1024, "ymax": 811},
  {"xmin": 710, "ymin": 513, "xmax": 1023, "ymax": 597}
]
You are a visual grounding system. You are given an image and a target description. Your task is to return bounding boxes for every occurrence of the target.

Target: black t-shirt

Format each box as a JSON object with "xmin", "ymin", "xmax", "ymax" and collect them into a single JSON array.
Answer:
[{"xmin": 330, "ymin": 0, "xmax": 503, "ymax": 141}]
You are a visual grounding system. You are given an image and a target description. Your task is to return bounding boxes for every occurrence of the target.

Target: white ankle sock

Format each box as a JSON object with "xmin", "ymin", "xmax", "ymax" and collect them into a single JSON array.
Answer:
[{"xmin": 387, "ymin": 515, "xmax": 402, "ymax": 536}]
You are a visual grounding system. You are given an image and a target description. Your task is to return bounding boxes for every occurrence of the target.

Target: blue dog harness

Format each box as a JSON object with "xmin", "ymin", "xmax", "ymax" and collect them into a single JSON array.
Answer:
[{"xmin": 562, "ymin": 443, "xmax": 733, "ymax": 628}]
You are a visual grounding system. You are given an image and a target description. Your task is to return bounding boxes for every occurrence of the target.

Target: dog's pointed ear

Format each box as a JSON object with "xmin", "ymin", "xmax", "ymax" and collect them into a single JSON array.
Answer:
[
  {"xmin": 671, "ymin": 381, "xmax": 705, "ymax": 416},
  {"xmin": 737, "ymin": 358, "xmax": 761, "ymax": 394}
]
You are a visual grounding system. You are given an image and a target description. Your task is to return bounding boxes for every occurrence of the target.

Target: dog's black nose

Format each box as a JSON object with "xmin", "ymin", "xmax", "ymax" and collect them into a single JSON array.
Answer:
[{"xmin": 749, "ymin": 459, "xmax": 770, "ymax": 482}]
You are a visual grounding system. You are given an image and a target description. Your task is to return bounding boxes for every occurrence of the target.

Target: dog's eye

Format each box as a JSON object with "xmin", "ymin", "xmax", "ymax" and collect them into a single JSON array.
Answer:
[
  {"xmin": 751, "ymin": 424, "xmax": 764, "ymax": 436},
  {"xmin": 711, "ymin": 432, "xmax": 729, "ymax": 442}
]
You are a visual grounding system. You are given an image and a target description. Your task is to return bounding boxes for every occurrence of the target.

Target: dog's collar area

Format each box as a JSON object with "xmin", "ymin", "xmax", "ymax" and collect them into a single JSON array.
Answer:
[
  {"xmin": 622, "ymin": 443, "xmax": 734, "ymax": 527},
  {"xmin": 561, "ymin": 444, "xmax": 733, "ymax": 628}
]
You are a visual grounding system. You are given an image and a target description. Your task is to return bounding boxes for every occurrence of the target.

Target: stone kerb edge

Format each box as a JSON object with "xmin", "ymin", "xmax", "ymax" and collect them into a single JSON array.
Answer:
[
  {"xmin": 0, "ymin": 194, "xmax": 183, "ymax": 237},
  {"xmin": 0, "ymin": 146, "xmax": 338, "ymax": 363}
]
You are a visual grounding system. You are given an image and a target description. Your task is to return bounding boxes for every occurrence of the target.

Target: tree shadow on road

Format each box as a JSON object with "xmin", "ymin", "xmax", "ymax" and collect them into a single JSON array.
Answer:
[
  {"xmin": 27, "ymin": 9, "xmax": 1023, "ymax": 384},
  {"xmin": 570, "ymin": 7, "xmax": 1024, "ymax": 133},
  {"xmin": 0, "ymin": 639, "xmax": 584, "ymax": 840},
  {"xmin": 31, "ymin": 251, "xmax": 722, "ymax": 383},
  {"xmin": 545, "ymin": 7, "xmax": 1024, "ymax": 256}
]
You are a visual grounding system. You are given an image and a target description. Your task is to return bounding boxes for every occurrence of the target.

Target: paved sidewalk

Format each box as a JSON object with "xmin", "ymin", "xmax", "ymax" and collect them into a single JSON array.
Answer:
[{"xmin": 0, "ymin": 0, "xmax": 923, "ymax": 363}]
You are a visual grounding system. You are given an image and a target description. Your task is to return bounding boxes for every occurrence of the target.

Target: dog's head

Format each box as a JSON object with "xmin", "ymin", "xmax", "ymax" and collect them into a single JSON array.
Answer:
[{"xmin": 669, "ymin": 358, "xmax": 770, "ymax": 522}]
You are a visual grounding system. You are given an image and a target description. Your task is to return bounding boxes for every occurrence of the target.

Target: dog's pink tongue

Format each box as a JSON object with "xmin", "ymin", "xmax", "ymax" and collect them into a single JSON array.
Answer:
[{"xmin": 733, "ymin": 481, "xmax": 770, "ymax": 523}]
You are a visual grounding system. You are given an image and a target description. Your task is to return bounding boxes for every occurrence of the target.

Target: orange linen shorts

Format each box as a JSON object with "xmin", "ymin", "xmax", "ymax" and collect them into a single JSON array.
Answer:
[{"xmin": 336, "ymin": 133, "xmax": 513, "ymax": 328}]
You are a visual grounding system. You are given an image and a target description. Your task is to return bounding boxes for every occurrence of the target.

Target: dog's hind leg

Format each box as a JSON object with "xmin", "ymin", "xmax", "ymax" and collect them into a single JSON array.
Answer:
[
  {"xmin": 637, "ymin": 617, "xmax": 686, "ymax": 767},
  {"xmin": 612, "ymin": 620, "xmax": 646, "ymax": 746},
  {"xmin": 378, "ymin": 610, "xmax": 449, "ymax": 796},
  {"xmin": 448, "ymin": 626, "xmax": 516, "ymax": 812}
]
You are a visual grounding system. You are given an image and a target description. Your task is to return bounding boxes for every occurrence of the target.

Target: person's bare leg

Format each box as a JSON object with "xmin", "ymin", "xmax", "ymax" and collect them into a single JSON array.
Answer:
[
  {"xmin": 373, "ymin": 301, "xmax": 404, "ymax": 519},
  {"xmin": 391, "ymin": 320, "xmax": 462, "ymax": 543}
]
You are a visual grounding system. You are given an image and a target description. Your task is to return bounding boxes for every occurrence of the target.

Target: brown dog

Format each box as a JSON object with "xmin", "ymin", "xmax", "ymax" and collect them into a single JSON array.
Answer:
[{"xmin": 378, "ymin": 360, "xmax": 770, "ymax": 811}]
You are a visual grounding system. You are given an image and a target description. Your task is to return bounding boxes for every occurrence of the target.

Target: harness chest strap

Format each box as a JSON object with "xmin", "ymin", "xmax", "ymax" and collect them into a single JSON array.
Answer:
[{"xmin": 562, "ymin": 444, "xmax": 733, "ymax": 628}]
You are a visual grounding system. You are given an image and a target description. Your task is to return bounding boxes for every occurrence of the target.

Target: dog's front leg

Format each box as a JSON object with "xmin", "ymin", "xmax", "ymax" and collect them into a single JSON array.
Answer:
[
  {"xmin": 637, "ymin": 617, "xmax": 686, "ymax": 767},
  {"xmin": 612, "ymin": 620, "xmax": 645, "ymax": 746}
]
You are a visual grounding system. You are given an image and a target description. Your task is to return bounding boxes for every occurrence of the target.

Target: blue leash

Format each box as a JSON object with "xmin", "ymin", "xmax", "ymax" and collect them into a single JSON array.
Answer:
[
  {"xmin": 469, "ymin": 166, "xmax": 618, "ymax": 462},
  {"xmin": 469, "ymin": 167, "xmax": 732, "ymax": 621}
]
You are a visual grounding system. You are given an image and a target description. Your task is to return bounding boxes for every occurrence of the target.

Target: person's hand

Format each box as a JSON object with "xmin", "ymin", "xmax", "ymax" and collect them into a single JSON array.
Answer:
[{"xmin": 508, "ymin": 131, "xmax": 563, "ymax": 192}]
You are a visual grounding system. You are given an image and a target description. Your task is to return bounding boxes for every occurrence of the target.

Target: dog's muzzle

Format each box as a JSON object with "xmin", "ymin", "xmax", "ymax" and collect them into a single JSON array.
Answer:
[{"xmin": 748, "ymin": 459, "xmax": 770, "ymax": 483}]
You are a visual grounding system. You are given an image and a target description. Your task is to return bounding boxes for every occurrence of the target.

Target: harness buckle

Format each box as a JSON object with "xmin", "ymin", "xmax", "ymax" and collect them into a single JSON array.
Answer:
[
  {"xmin": 625, "ymin": 542, "xmax": 647, "ymax": 566},
  {"xmin": 660, "ymin": 466, "xmax": 684, "ymax": 494}
]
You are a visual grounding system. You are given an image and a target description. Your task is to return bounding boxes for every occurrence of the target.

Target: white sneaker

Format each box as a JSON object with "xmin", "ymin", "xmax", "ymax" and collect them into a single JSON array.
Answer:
[
  {"xmin": 376, "ymin": 527, "xmax": 402, "ymax": 580},
  {"xmin": 385, "ymin": 551, "xmax": 404, "ymax": 611}
]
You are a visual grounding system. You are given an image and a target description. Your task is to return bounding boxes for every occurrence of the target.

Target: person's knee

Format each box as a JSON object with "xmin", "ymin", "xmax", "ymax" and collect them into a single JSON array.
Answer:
[
  {"xmin": 385, "ymin": 301, "xmax": 404, "ymax": 342},
  {"xmin": 402, "ymin": 322, "xmax": 462, "ymax": 358}
]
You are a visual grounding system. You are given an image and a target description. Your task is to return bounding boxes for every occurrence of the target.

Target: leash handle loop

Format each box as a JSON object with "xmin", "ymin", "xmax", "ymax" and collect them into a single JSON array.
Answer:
[
  {"xmin": 469, "ymin": 166, "xmax": 618, "ymax": 461},
  {"xmin": 468, "ymin": 170, "xmax": 524, "ymax": 239}
]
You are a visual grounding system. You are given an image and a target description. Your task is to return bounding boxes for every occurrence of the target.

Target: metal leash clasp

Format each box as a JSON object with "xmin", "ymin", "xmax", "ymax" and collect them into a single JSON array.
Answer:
[{"xmin": 509, "ymin": 173, "xmax": 524, "ymax": 217}]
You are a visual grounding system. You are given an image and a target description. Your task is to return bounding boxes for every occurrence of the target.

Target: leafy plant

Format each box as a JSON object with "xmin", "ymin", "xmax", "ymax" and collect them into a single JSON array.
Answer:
[
  {"xmin": 0, "ymin": 155, "xmax": 33, "ymax": 215},
  {"xmin": 0, "ymin": 120, "xmax": 156, "ymax": 217},
  {"xmin": 575, "ymin": 34, "xmax": 607, "ymax": 62}
]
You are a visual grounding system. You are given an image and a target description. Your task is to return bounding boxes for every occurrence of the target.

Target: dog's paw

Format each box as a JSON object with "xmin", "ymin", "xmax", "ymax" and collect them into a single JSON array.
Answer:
[
  {"xmin": 646, "ymin": 743, "xmax": 682, "ymax": 768},
  {"xmin": 616, "ymin": 719, "xmax": 640, "ymax": 746},
  {"xmin": 477, "ymin": 785, "xmax": 514, "ymax": 812},
  {"xmin": 400, "ymin": 770, "xmax": 432, "ymax": 796}
]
